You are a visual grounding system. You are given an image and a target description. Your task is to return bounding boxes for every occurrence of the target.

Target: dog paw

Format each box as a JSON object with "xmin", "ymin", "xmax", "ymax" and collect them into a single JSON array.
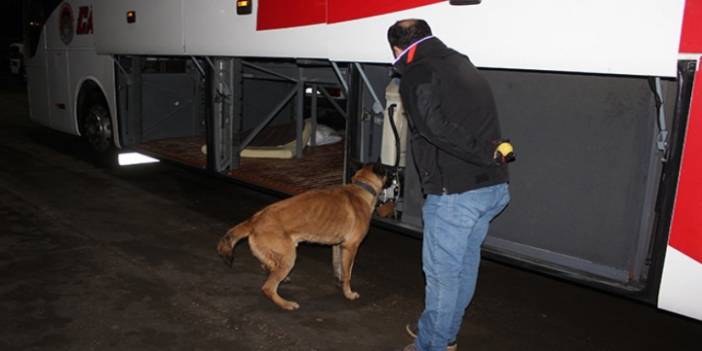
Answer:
[
  {"xmin": 281, "ymin": 301, "xmax": 300, "ymax": 310},
  {"xmin": 344, "ymin": 291, "xmax": 360, "ymax": 300},
  {"xmin": 218, "ymin": 254, "xmax": 234, "ymax": 267}
]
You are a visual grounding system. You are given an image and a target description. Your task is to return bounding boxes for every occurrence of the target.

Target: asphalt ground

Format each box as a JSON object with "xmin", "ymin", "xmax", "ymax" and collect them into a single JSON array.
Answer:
[{"xmin": 1, "ymin": 72, "xmax": 700, "ymax": 350}]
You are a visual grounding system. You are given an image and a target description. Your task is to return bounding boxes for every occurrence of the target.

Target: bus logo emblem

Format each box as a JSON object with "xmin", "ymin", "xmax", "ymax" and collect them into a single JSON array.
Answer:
[
  {"xmin": 59, "ymin": 4, "xmax": 74, "ymax": 45},
  {"xmin": 76, "ymin": 6, "xmax": 94, "ymax": 35}
]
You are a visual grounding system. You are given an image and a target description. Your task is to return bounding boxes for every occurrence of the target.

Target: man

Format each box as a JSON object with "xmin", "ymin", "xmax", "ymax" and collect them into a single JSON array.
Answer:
[{"xmin": 387, "ymin": 19, "xmax": 511, "ymax": 351}]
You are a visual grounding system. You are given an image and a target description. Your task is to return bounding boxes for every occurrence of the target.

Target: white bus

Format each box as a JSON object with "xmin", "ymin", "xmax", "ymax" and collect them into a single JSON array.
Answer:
[{"xmin": 23, "ymin": 0, "xmax": 702, "ymax": 321}]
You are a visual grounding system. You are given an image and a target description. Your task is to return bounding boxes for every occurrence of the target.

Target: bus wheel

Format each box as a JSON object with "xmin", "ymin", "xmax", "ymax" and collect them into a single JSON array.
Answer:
[{"xmin": 82, "ymin": 103, "xmax": 114, "ymax": 153}]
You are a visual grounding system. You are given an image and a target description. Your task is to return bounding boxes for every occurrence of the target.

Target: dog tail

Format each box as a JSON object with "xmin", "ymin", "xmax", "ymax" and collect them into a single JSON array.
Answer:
[{"xmin": 217, "ymin": 220, "xmax": 253, "ymax": 267}]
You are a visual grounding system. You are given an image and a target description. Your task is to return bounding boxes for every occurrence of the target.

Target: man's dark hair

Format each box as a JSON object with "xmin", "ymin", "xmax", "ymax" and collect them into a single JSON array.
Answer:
[{"xmin": 387, "ymin": 19, "xmax": 432, "ymax": 50}]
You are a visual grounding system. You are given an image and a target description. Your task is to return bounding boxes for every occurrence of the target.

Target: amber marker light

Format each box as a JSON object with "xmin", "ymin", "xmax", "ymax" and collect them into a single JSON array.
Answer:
[
  {"xmin": 237, "ymin": 0, "xmax": 252, "ymax": 15},
  {"xmin": 126, "ymin": 10, "xmax": 136, "ymax": 23}
]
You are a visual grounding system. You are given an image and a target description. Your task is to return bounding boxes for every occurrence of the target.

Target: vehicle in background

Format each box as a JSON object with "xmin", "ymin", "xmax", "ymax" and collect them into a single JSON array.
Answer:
[{"xmin": 9, "ymin": 43, "xmax": 24, "ymax": 76}]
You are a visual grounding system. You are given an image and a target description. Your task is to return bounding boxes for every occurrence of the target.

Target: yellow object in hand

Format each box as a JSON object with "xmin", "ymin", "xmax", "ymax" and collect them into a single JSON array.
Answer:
[
  {"xmin": 496, "ymin": 142, "xmax": 513, "ymax": 157},
  {"xmin": 494, "ymin": 140, "xmax": 515, "ymax": 164}
]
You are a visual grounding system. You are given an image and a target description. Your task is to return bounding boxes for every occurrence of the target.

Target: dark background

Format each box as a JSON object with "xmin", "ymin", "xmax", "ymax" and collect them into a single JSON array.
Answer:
[{"xmin": 1, "ymin": 0, "xmax": 25, "ymax": 73}]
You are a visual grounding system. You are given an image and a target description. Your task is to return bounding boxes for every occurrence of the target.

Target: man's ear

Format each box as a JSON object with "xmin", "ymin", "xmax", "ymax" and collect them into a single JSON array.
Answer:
[{"xmin": 392, "ymin": 46, "xmax": 403, "ymax": 58}]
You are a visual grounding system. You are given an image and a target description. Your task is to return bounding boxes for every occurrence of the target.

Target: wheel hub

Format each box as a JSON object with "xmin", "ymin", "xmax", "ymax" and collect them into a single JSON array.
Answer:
[{"xmin": 84, "ymin": 109, "xmax": 113, "ymax": 152}]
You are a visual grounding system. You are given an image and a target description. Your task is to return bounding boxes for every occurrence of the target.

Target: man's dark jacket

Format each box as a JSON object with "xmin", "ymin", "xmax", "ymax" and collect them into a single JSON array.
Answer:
[{"xmin": 394, "ymin": 37, "xmax": 509, "ymax": 195}]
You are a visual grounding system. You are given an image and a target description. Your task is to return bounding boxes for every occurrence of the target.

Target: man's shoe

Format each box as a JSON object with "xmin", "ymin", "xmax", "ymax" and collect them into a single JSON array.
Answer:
[
  {"xmin": 405, "ymin": 321, "xmax": 419, "ymax": 338},
  {"xmin": 405, "ymin": 322, "xmax": 458, "ymax": 351}
]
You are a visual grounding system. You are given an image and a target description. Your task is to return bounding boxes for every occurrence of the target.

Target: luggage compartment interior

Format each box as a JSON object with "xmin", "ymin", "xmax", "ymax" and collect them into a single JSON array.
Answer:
[
  {"xmin": 137, "ymin": 135, "xmax": 344, "ymax": 195},
  {"xmin": 116, "ymin": 57, "xmax": 347, "ymax": 195}
]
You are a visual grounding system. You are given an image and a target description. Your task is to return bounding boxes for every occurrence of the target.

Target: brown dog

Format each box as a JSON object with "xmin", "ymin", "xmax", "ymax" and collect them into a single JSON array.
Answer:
[{"xmin": 217, "ymin": 163, "xmax": 387, "ymax": 310}]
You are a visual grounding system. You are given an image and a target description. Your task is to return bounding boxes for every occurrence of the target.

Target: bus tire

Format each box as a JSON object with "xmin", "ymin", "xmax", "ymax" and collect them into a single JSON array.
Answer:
[{"xmin": 81, "ymin": 102, "xmax": 114, "ymax": 154}]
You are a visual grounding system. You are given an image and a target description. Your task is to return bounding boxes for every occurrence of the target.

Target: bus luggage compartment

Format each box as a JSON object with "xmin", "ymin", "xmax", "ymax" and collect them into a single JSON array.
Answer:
[{"xmin": 369, "ymin": 68, "xmax": 678, "ymax": 293}]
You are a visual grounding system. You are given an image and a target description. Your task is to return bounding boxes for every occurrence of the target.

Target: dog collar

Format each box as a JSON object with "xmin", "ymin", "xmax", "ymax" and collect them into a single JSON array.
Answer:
[{"xmin": 353, "ymin": 180, "xmax": 377, "ymax": 197}]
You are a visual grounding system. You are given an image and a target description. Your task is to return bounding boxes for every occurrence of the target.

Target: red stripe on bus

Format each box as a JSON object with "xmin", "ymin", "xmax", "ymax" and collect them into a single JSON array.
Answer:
[
  {"xmin": 327, "ymin": 0, "xmax": 444, "ymax": 24},
  {"xmin": 256, "ymin": 0, "xmax": 444, "ymax": 31},
  {"xmin": 669, "ymin": 65, "xmax": 702, "ymax": 265},
  {"xmin": 680, "ymin": 0, "xmax": 702, "ymax": 53},
  {"xmin": 257, "ymin": 0, "xmax": 327, "ymax": 31}
]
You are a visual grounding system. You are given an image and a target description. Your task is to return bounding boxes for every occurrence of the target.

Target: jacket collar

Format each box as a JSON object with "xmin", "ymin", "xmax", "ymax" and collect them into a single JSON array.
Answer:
[{"xmin": 393, "ymin": 37, "xmax": 450, "ymax": 75}]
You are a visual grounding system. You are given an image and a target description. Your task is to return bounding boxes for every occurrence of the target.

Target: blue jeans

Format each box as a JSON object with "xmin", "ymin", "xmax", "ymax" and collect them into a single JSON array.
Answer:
[{"xmin": 416, "ymin": 183, "xmax": 510, "ymax": 351}]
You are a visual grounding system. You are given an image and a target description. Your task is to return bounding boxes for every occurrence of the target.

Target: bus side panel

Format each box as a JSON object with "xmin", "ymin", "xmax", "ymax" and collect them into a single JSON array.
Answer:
[
  {"xmin": 97, "ymin": 0, "xmax": 686, "ymax": 77},
  {"xmin": 47, "ymin": 50, "xmax": 73, "ymax": 134},
  {"xmin": 658, "ymin": 248, "xmax": 702, "ymax": 320},
  {"xmin": 325, "ymin": 0, "xmax": 685, "ymax": 77},
  {"xmin": 37, "ymin": 0, "xmax": 110, "ymax": 136},
  {"xmin": 44, "ymin": 4, "xmax": 73, "ymax": 134},
  {"xmin": 28, "ymin": 1, "xmax": 117, "ymax": 139},
  {"xmin": 99, "ymin": 0, "xmax": 329, "ymax": 59},
  {"xmin": 182, "ymin": 0, "xmax": 328, "ymax": 59},
  {"xmin": 658, "ymin": 63, "xmax": 702, "ymax": 321},
  {"xmin": 25, "ymin": 31, "xmax": 51, "ymax": 129},
  {"xmin": 67, "ymin": 1, "xmax": 118, "ymax": 138},
  {"xmin": 93, "ymin": 0, "xmax": 185, "ymax": 56}
]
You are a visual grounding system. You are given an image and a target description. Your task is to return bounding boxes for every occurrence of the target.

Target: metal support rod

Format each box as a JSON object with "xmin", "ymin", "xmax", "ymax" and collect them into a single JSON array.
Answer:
[
  {"xmin": 354, "ymin": 62, "xmax": 383, "ymax": 113},
  {"xmin": 654, "ymin": 77, "xmax": 669, "ymax": 154},
  {"xmin": 206, "ymin": 60, "xmax": 218, "ymax": 172},
  {"xmin": 112, "ymin": 56, "xmax": 132, "ymax": 85},
  {"xmin": 204, "ymin": 56, "xmax": 216, "ymax": 70},
  {"xmin": 295, "ymin": 72, "xmax": 305, "ymax": 158},
  {"xmin": 310, "ymin": 85, "xmax": 318, "ymax": 147},
  {"xmin": 124, "ymin": 56, "xmax": 143, "ymax": 146},
  {"xmin": 240, "ymin": 85, "xmax": 298, "ymax": 150},
  {"xmin": 320, "ymin": 86, "xmax": 348, "ymax": 119},
  {"xmin": 241, "ymin": 74, "xmax": 295, "ymax": 83},
  {"xmin": 205, "ymin": 56, "xmax": 231, "ymax": 96},
  {"xmin": 331, "ymin": 61, "xmax": 349, "ymax": 94},
  {"xmin": 331, "ymin": 64, "xmax": 348, "ymax": 270},
  {"xmin": 207, "ymin": 58, "xmax": 234, "ymax": 173},
  {"xmin": 221, "ymin": 59, "xmax": 234, "ymax": 172},
  {"xmin": 231, "ymin": 58, "xmax": 243, "ymax": 169},
  {"xmin": 189, "ymin": 56, "xmax": 206, "ymax": 77},
  {"xmin": 345, "ymin": 63, "xmax": 363, "ymax": 179},
  {"xmin": 242, "ymin": 61, "xmax": 298, "ymax": 83}
]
